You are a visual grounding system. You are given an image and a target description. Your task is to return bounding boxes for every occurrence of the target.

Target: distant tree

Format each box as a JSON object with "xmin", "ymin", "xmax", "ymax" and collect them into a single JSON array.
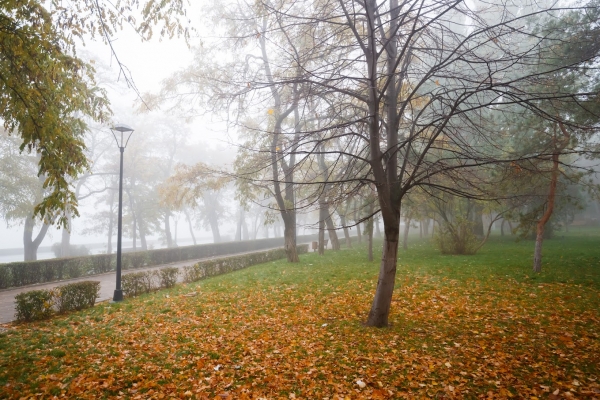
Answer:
[{"xmin": 159, "ymin": 162, "xmax": 230, "ymax": 244}]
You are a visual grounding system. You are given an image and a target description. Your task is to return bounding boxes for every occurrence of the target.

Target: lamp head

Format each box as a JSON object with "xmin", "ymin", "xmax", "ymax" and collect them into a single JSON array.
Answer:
[{"xmin": 112, "ymin": 123, "xmax": 134, "ymax": 133}]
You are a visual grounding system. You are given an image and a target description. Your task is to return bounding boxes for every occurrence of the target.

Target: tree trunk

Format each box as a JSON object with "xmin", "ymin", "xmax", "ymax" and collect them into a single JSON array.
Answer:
[
  {"xmin": 533, "ymin": 151, "xmax": 562, "ymax": 273},
  {"xmin": 325, "ymin": 213, "xmax": 340, "ymax": 250},
  {"xmin": 184, "ymin": 209, "xmax": 197, "ymax": 245},
  {"xmin": 283, "ymin": 213, "xmax": 299, "ymax": 262},
  {"xmin": 138, "ymin": 216, "xmax": 148, "ymax": 250},
  {"xmin": 208, "ymin": 212, "xmax": 221, "ymax": 243},
  {"xmin": 366, "ymin": 227, "xmax": 399, "ymax": 327},
  {"xmin": 419, "ymin": 220, "xmax": 423, "ymax": 239},
  {"xmin": 23, "ymin": 215, "xmax": 50, "ymax": 262},
  {"xmin": 165, "ymin": 212, "xmax": 174, "ymax": 248},
  {"xmin": 500, "ymin": 219, "xmax": 505, "ymax": 236},
  {"xmin": 403, "ymin": 215, "xmax": 412, "ymax": 250},
  {"xmin": 318, "ymin": 201, "xmax": 326, "ymax": 255},
  {"xmin": 339, "ymin": 214, "xmax": 352, "ymax": 248},
  {"xmin": 366, "ymin": 198, "xmax": 375, "ymax": 260},
  {"xmin": 354, "ymin": 199, "xmax": 362, "ymax": 244},
  {"xmin": 471, "ymin": 203, "xmax": 484, "ymax": 237},
  {"xmin": 174, "ymin": 218, "xmax": 178, "ymax": 246},
  {"xmin": 423, "ymin": 218, "xmax": 430, "ymax": 236},
  {"xmin": 375, "ymin": 217, "xmax": 381, "ymax": 238},
  {"xmin": 366, "ymin": 218, "xmax": 374, "ymax": 262}
]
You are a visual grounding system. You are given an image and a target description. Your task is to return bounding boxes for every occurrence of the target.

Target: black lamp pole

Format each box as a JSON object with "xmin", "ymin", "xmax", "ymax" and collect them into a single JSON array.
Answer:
[{"xmin": 111, "ymin": 124, "xmax": 134, "ymax": 302}]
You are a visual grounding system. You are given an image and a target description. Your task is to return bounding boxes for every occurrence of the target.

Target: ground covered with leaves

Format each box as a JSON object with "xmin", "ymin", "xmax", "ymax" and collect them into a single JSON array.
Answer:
[{"xmin": 1, "ymin": 230, "xmax": 599, "ymax": 399}]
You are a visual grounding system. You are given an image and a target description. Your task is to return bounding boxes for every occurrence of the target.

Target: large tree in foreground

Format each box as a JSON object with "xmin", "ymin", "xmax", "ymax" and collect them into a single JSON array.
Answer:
[
  {"xmin": 151, "ymin": 0, "xmax": 599, "ymax": 327},
  {"xmin": 258, "ymin": 0, "xmax": 600, "ymax": 327}
]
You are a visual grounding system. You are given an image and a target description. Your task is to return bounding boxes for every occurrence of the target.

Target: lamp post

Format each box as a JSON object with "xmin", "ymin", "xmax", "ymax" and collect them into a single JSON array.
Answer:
[{"xmin": 111, "ymin": 123, "xmax": 134, "ymax": 302}]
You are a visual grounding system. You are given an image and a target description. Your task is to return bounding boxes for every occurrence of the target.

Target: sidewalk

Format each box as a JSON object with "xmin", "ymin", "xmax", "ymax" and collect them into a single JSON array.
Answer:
[{"xmin": 0, "ymin": 247, "xmax": 282, "ymax": 325}]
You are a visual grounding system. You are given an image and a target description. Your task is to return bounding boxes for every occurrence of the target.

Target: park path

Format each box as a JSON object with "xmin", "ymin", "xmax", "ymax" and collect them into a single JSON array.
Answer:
[{"xmin": 0, "ymin": 247, "xmax": 283, "ymax": 325}]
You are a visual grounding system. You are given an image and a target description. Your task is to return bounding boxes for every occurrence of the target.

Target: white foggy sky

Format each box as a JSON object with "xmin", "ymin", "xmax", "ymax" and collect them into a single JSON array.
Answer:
[{"xmin": 0, "ymin": 8, "xmax": 240, "ymax": 252}]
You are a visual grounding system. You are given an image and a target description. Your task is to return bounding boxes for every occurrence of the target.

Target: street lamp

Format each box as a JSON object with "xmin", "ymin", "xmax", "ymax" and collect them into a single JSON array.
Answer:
[{"xmin": 110, "ymin": 123, "xmax": 134, "ymax": 302}]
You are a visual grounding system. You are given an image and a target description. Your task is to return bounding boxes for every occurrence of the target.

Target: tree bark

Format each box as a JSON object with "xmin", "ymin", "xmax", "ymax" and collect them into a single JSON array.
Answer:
[
  {"xmin": 138, "ymin": 215, "xmax": 148, "ymax": 250},
  {"xmin": 318, "ymin": 201, "xmax": 326, "ymax": 255},
  {"xmin": 354, "ymin": 199, "xmax": 362, "ymax": 244},
  {"xmin": 165, "ymin": 212, "xmax": 174, "ymax": 248},
  {"xmin": 339, "ymin": 213, "xmax": 352, "ymax": 248},
  {"xmin": 260, "ymin": 25, "xmax": 299, "ymax": 263},
  {"xmin": 184, "ymin": 209, "xmax": 197, "ymax": 245},
  {"xmin": 471, "ymin": 203, "xmax": 484, "ymax": 237},
  {"xmin": 23, "ymin": 215, "xmax": 50, "ymax": 261},
  {"xmin": 366, "ymin": 219, "xmax": 374, "ymax": 262},
  {"xmin": 375, "ymin": 217, "xmax": 381, "ymax": 238},
  {"xmin": 208, "ymin": 212, "xmax": 221, "ymax": 243},
  {"xmin": 533, "ymin": 152, "xmax": 561, "ymax": 273},
  {"xmin": 533, "ymin": 122, "xmax": 570, "ymax": 273},
  {"xmin": 366, "ymin": 227, "xmax": 399, "ymax": 327},
  {"xmin": 325, "ymin": 213, "xmax": 340, "ymax": 250},
  {"xmin": 403, "ymin": 214, "xmax": 412, "ymax": 250},
  {"xmin": 283, "ymin": 213, "xmax": 298, "ymax": 262}
]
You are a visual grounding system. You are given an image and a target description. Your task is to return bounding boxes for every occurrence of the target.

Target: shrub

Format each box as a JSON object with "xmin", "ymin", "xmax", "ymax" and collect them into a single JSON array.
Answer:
[
  {"xmin": 434, "ymin": 219, "xmax": 479, "ymax": 255},
  {"xmin": 121, "ymin": 272, "xmax": 148, "ymax": 297},
  {"xmin": 183, "ymin": 264, "xmax": 206, "ymax": 283},
  {"xmin": 0, "ymin": 236, "xmax": 316, "ymax": 289},
  {"xmin": 125, "ymin": 252, "xmax": 147, "ymax": 269},
  {"xmin": 0, "ymin": 265, "xmax": 9, "ymax": 289},
  {"xmin": 159, "ymin": 267, "xmax": 179, "ymax": 288},
  {"xmin": 53, "ymin": 281, "xmax": 101, "ymax": 313},
  {"xmin": 15, "ymin": 290, "xmax": 54, "ymax": 322},
  {"xmin": 141, "ymin": 270, "xmax": 158, "ymax": 292},
  {"xmin": 91, "ymin": 254, "xmax": 113, "ymax": 274}
]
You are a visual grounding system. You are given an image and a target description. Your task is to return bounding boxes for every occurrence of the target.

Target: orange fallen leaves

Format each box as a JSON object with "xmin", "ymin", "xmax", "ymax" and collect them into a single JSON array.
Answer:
[{"xmin": 0, "ymin": 268, "xmax": 599, "ymax": 399}]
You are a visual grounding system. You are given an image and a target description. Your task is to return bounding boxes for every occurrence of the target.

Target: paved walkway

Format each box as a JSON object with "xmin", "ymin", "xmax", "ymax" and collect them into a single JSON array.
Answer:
[{"xmin": 0, "ymin": 247, "xmax": 282, "ymax": 325}]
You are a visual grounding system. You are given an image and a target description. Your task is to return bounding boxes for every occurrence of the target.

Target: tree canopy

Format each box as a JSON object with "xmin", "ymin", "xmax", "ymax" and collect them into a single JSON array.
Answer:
[{"xmin": 0, "ymin": 0, "xmax": 111, "ymax": 226}]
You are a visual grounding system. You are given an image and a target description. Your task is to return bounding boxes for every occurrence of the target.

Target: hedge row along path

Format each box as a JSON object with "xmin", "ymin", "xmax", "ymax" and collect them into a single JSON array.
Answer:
[{"xmin": 0, "ymin": 246, "xmax": 285, "ymax": 325}]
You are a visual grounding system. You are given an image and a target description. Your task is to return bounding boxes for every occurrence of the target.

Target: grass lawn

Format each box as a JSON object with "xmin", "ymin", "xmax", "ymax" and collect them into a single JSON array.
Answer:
[{"xmin": 0, "ymin": 229, "xmax": 599, "ymax": 399}]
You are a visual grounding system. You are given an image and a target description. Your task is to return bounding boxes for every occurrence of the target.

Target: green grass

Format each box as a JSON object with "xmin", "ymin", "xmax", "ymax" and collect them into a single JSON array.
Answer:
[
  {"xmin": 0, "ymin": 228, "xmax": 598, "ymax": 399},
  {"xmin": 397, "ymin": 226, "xmax": 600, "ymax": 286}
]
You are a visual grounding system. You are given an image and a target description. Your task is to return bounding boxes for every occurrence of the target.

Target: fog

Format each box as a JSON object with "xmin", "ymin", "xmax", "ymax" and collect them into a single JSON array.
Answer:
[
  {"xmin": 0, "ymin": 7, "xmax": 245, "ymax": 261},
  {"xmin": 2, "ymin": 0, "xmax": 599, "ymax": 264}
]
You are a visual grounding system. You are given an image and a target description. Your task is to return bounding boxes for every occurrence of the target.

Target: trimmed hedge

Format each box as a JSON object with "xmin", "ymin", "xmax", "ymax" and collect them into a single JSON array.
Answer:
[
  {"xmin": 159, "ymin": 267, "xmax": 179, "ymax": 288},
  {"xmin": 0, "ymin": 235, "xmax": 319, "ymax": 290},
  {"xmin": 14, "ymin": 290, "xmax": 54, "ymax": 322},
  {"xmin": 54, "ymin": 281, "xmax": 101, "ymax": 313},
  {"xmin": 183, "ymin": 245, "xmax": 309, "ymax": 284},
  {"xmin": 14, "ymin": 281, "xmax": 100, "ymax": 322},
  {"xmin": 121, "ymin": 267, "xmax": 179, "ymax": 297}
]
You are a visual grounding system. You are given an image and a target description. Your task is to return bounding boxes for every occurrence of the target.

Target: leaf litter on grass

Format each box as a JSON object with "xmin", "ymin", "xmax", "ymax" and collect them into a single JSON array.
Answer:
[{"xmin": 0, "ymin": 249, "xmax": 599, "ymax": 399}]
